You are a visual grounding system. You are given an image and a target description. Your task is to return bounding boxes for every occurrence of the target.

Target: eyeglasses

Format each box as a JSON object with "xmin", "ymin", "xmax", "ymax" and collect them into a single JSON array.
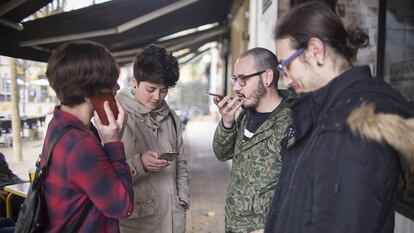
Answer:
[
  {"xmin": 276, "ymin": 48, "xmax": 305, "ymax": 77},
  {"xmin": 231, "ymin": 70, "xmax": 266, "ymax": 87}
]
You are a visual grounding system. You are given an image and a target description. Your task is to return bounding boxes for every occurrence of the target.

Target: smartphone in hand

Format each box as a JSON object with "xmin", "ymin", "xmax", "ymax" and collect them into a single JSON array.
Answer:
[
  {"xmin": 206, "ymin": 92, "xmax": 233, "ymax": 101},
  {"xmin": 90, "ymin": 92, "xmax": 119, "ymax": 125},
  {"xmin": 158, "ymin": 152, "xmax": 179, "ymax": 161}
]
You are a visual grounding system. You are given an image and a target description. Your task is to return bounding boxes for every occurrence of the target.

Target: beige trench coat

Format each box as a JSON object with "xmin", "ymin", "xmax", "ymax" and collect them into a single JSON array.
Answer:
[{"xmin": 116, "ymin": 89, "xmax": 189, "ymax": 233}]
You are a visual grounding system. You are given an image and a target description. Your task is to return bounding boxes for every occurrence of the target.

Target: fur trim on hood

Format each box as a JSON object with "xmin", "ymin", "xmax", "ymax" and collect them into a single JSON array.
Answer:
[{"xmin": 347, "ymin": 103, "xmax": 414, "ymax": 170}]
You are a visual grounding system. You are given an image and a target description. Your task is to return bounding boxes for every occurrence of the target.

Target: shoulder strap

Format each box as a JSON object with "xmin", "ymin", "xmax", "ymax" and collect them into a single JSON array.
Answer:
[
  {"xmin": 34, "ymin": 126, "xmax": 73, "ymax": 188},
  {"xmin": 168, "ymin": 111, "xmax": 177, "ymax": 135},
  {"xmin": 44, "ymin": 126, "xmax": 73, "ymax": 170}
]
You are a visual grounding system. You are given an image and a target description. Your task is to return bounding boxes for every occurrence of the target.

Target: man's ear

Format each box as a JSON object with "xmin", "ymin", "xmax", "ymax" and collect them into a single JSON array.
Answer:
[
  {"xmin": 263, "ymin": 69, "xmax": 275, "ymax": 87},
  {"xmin": 306, "ymin": 37, "xmax": 326, "ymax": 66}
]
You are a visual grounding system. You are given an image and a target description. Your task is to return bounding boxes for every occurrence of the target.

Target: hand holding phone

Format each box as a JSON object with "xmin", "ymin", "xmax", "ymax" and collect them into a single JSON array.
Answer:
[
  {"xmin": 158, "ymin": 152, "xmax": 179, "ymax": 161},
  {"xmin": 208, "ymin": 92, "xmax": 242, "ymax": 129},
  {"xmin": 90, "ymin": 92, "xmax": 119, "ymax": 125}
]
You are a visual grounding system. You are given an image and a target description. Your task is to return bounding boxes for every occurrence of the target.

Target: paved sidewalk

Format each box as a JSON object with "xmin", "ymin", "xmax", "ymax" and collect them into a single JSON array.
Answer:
[{"xmin": 183, "ymin": 117, "xmax": 230, "ymax": 233}]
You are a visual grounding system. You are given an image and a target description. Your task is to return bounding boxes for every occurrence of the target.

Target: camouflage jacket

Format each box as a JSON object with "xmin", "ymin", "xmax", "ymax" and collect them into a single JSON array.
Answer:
[{"xmin": 213, "ymin": 93, "xmax": 294, "ymax": 233}]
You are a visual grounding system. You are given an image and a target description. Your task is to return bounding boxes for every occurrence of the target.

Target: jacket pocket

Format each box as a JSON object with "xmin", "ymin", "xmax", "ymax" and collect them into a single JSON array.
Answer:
[
  {"xmin": 251, "ymin": 192, "xmax": 272, "ymax": 215},
  {"xmin": 131, "ymin": 197, "xmax": 158, "ymax": 218}
]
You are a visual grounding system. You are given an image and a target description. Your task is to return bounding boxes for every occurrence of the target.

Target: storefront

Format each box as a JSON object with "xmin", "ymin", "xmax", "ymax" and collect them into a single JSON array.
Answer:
[{"xmin": 381, "ymin": 0, "xmax": 414, "ymax": 101}]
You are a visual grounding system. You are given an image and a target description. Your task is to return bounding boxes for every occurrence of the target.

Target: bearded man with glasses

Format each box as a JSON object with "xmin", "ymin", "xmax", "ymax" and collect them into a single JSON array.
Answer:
[{"xmin": 212, "ymin": 47, "xmax": 295, "ymax": 233}]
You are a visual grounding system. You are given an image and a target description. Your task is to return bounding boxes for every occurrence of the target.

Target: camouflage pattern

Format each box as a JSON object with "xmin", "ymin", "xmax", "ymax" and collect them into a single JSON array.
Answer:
[{"xmin": 213, "ymin": 97, "xmax": 293, "ymax": 233}]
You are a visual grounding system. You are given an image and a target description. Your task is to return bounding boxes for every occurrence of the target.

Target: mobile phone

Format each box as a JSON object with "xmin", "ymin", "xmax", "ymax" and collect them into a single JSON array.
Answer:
[
  {"xmin": 90, "ymin": 92, "xmax": 119, "ymax": 125},
  {"xmin": 206, "ymin": 92, "xmax": 224, "ymax": 99},
  {"xmin": 158, "ymin": 152, "xmax": 179, "ymax": 161},
  {"xmin": 206, "ymin": 92, "xmax": 233, "ymax": 100},
  {"xmin": 206, "ymin": 92, "xmax": 233, "ymax": 101}
]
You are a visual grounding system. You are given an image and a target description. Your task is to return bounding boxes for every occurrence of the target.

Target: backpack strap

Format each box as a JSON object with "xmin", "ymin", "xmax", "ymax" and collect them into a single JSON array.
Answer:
[
  {"xmin": 35, "ymin": 126, "xmax": 74, "ymax": 188},
  {"xmin": 168, "ymin": 111, "xmax": 177, "ymax": 135}
]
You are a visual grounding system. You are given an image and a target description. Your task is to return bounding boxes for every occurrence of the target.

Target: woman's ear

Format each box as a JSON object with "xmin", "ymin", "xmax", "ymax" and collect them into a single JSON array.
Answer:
[
  {"xmin": 85, "ymin": 96, "xmax": 92, "ymax": 103},
  {"xmin": 131, "ymin": 77, "xmax": 137, "ymax": 88},
  {"xmin": 306, "ymin": 37, "xmax": 326, "ymax": 66}
]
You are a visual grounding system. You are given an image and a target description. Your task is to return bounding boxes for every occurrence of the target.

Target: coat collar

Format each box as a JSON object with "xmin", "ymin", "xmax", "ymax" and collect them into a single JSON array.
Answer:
[
  {"xmin": 237, "ymin": 90, "xmax": 293, "ymax": 151},
  {"xmin": 292, "ymin": 66, "xmax": 372, "ymax": 140},
  {"xmin": 116, "ymin": 88, "xmax": 170, "ymax": 126},
  {"xmin": 53, "ymin": 106, "xmax": 90, "ymax": 131}
]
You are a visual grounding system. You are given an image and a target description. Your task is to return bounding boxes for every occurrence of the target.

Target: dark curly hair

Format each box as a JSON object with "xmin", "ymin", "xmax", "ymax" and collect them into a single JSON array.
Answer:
[
  {"xmin": 133, "ymin": 45, "xmax": 179, "ymax": 87},
  {"xmin": 46, "ymin": 41, "xmax": 119, "ymax": 106}
]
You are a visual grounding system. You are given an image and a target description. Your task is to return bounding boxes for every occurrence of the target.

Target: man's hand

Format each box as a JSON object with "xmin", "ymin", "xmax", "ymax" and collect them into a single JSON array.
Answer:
[
  {"xmin": 94, "ymin": 100, "xmax": 127, "ymax": 144},
  {"xmin": 140, "ymin": 150, "xmax": 171, "ymax": 172},
  {"xmin": 213, "ymin": 96, "xmax": 242, "ymax": 128}
]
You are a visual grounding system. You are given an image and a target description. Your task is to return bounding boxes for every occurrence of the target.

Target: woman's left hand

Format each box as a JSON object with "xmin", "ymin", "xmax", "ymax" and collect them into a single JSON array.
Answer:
[
  {"xmin": 94, "ymin": 100, "xmax": 128, "ymax": 143},
  {"xmin": 140, "ymin": 151, "xmax": 171, "ymax": 172}
]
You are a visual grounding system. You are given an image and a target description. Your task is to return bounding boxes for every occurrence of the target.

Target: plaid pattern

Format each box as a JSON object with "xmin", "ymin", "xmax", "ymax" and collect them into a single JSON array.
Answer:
[{"xmin": 41, "ymin": 107, "xmax": 134, "ymax": 233}]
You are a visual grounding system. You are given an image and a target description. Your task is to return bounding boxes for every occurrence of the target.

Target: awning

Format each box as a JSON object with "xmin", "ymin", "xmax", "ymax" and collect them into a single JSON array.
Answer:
[{"xmin": 0, "ymin": 0, "xmax": 233, "ymax": 65}]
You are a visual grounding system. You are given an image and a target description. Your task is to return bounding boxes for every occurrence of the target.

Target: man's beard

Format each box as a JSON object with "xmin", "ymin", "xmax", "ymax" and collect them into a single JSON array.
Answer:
[{"xmin": 242, "ymin": 79, "xmax": 266, "ymax": 109}]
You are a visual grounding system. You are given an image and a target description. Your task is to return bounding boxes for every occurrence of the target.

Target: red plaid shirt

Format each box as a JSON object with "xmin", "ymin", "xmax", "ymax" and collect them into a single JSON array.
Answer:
[{"xmin": 41, "ymin": 107, "xmax": 134, "ymax": 233}]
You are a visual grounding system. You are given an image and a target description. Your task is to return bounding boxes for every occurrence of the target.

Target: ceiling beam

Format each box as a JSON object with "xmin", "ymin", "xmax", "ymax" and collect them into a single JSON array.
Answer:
[
  {"xmin": 0, "ymin": 0, "xmax": 27, "ymax": 16},
  {"xmin": 112, "ymin": 25, "xmax": 228, "ymax": 59},
  {"xmin": 165, "ymin": 26, "xmax": 227, "ymax": 52},
  {"xmin": 0, "ymin": 17, "xmax": 23, "ymax": 31},
  {"xmin": 178, "ymin": 46, "xmax": 211, "ymax": 65}
]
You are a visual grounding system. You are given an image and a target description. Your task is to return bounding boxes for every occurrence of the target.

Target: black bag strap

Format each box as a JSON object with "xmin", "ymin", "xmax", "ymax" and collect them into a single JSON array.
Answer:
[
  {"xmin": 37, "ymin": 125, "xmax": 93, "ymax": 232},
  {"xmin": 34, "ymin": 126, "xmax": 74, "ymax": 188},
  {"xmin": 168, "ymin": 111, "xmax": 177, "ymax": 135}
]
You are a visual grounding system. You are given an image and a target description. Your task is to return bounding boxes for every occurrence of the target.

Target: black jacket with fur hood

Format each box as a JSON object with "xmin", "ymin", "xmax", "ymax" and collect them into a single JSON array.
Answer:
[{"xmin": 265, "ymin": 66, "xmax": 414, "ymax": 233}]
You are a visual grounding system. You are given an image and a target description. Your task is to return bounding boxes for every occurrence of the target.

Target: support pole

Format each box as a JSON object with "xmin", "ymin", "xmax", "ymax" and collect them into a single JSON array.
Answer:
[{"xmin": 10, "ymin": 58, "xmax": 22, "ymax": 161}]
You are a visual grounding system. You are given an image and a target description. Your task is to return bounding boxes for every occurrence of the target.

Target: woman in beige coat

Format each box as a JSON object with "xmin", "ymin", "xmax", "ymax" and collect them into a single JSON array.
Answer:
[{"xmin": 116, "ymin": 45, "xmax": 189, "ymax": 233}]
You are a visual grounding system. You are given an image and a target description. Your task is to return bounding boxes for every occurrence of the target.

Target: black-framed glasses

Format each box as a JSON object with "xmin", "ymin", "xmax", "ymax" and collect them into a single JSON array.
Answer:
[
  {"xmin": 231, "ymin": 70, "xmax": 266, "ymax": 87},
  {"xmin": 276, "ymin": 48, "xmax": 305, "ymax": 77}
]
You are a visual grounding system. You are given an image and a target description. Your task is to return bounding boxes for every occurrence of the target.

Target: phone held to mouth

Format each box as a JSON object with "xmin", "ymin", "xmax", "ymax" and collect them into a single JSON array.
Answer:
[
  {"xmin": 206, "ymin": 92, "xmax": 233, "ymax": 101},
  {"xmin": 158, "ymin": 152, "xmax": 179, "ymax": 161},
  {"xmin": 90, "ymin": 92, "xmax": 119, "ymax": 125}
]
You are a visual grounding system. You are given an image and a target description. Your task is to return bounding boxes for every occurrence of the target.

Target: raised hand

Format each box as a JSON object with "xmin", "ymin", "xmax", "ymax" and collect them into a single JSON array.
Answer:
[
  {"xmin": 93, "ymin": 100, "xmax": 128, "ymax": 143},
  {"xmin": 213, "ymin": 96, "xmax": 242, "ymax": 128}
]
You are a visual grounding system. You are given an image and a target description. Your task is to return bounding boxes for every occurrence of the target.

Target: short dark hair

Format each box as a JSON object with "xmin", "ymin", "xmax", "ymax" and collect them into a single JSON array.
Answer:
[
  {"xmin": 46, "ymin": 41, "xmax": 119, "ymax": 106},
  {"xmin": 133, "ymin": 45, "xmax": 179, "ymax": 87},
  {"xmin": 239, "ymin": 47, "xmax": 280, "ymax": 87},
  {"xmin": 274, "ymin": 1, "xmax": 368, "ymax": 66}
]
